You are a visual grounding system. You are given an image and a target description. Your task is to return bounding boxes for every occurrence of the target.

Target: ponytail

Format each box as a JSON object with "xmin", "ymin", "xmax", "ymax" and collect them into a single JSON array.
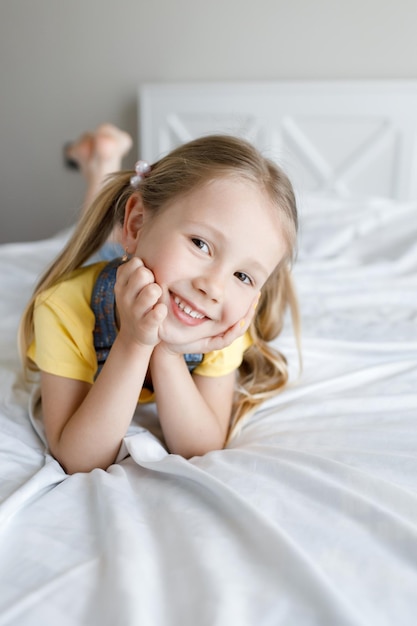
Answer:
[{"xmin": 19, "ymin": 171, "xmax": 132, "ymax": 373}]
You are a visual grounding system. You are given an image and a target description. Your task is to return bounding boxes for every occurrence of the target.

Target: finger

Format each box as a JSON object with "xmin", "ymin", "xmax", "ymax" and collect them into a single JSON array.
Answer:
[
  {"xmin": 131, "ymin": 282, "xmax": 163, "ymax": 318},
  {"xmin": 210, "ymin": 293, "xmax": 260, "ymax": 345},
  {"xmin": 136, "ymin": 302, "xmax": 168, "ymax": 346},
  {"xmin": 211, "ymin": 315, "xmax": 251, "ymax": 348},
  {"xmin": 116, "ymin": 256, "xmax": 144, "ymax": 283},
  {"xmin": 116, "ymin": 261, "xmax": 155, "ymax": 302},
  {"xmin": 145, "ymin": 302, "xmax": 167, "ymax": 325},
  {"xmin": 116, "ymin": 257, "xmax": 155, "ymax": 293}
]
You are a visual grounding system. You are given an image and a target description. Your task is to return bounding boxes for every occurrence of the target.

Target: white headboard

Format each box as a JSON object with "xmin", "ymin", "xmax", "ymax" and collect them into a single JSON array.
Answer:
[{"xmin": 138, "ymin": 81, "xmax": 417, "ymax": 201}]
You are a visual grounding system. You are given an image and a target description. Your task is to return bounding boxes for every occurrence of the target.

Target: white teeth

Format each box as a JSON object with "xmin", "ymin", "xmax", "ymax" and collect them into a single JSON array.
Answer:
[{"xmin": 174, "ymin": 296, "xmax": 205, "ymax": 319}]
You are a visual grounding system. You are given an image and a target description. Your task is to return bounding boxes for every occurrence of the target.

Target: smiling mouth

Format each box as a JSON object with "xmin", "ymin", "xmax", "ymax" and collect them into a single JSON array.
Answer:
[{"xmin": 173, "ymin": 295, "xmax": 207, "ymax": 320}]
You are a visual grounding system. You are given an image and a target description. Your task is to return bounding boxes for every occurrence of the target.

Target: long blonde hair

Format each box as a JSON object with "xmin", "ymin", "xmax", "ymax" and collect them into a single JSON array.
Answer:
[{"xmin": 20, "ymin": 134, "xmax": 301, "ymax": 436}]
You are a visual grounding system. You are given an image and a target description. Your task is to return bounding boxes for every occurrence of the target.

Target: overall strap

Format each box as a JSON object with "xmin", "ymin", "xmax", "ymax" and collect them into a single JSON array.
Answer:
[
  {"xmin": 91, "ymin": 258, "xmax": 121, "ymax": 378},
  {"xmin": 91, "ymin": 258, "xmax": 203, "ymax": 378}
]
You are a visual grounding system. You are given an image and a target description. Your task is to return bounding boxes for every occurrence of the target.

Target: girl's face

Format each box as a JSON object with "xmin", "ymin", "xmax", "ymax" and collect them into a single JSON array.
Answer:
[{"xmin": 127, "ymin": 177, "xmax": 287, "ymax": 346}]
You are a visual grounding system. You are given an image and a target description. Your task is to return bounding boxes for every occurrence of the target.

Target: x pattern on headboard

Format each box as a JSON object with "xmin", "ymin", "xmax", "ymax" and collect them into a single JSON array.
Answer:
[{"xmin": 139, "ymin": 81, "xmax": 417, "ymax": 201}]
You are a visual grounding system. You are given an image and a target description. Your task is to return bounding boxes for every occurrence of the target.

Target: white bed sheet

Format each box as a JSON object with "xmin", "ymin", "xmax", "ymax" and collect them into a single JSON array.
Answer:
[{"xmin": 0, "ymin": 194, "xmax": 416, "ymax": 626}]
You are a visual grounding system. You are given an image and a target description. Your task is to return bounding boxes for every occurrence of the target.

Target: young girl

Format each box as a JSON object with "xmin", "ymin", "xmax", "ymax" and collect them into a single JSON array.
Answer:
[{"xmin": 20, "ymin": 128, "xmax": 300, "ymax": 474}]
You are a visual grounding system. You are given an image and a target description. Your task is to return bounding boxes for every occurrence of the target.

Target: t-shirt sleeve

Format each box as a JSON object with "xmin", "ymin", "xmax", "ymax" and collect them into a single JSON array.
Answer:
[
  {"xmin": 28, "ymin": 291, "xmax": 97, "ymax": 384},
  {"xmin": 192, "ymin": 332, "xmax": 252, "ymax": 377}
]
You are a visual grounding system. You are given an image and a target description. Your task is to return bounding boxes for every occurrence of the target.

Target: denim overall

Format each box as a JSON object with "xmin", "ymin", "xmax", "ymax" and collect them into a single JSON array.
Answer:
[{"xmin": 91, "ymin": 258, "xmax": 203, "ymax": 378}]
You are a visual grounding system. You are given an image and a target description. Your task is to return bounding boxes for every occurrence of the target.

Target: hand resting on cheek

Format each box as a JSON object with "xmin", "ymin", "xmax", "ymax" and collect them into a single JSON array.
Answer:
[
  {"xmin": 114, "ymin": 256, "xmax": 167, "ymax": 348},
  {"xmin": 158, "ymin": 293, "xmax": 259, "ymax": 356}
]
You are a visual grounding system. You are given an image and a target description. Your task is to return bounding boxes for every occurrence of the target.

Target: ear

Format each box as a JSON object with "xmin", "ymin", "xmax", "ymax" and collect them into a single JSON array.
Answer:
[{"xmin": 122, "ymin": 194, "xmax": 145, "ymax": 253}]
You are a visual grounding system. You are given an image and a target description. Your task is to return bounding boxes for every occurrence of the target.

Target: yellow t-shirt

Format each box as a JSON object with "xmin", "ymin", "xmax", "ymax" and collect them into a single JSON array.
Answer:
[{"xmin": 27, "ymin": 262, "xmax": 252, "ymax": 402}]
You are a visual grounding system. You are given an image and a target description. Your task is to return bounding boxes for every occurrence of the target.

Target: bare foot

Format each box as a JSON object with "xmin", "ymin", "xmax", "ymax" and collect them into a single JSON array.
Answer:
[
  {"xmin": 65, "ymin": 123, "xmax": 133, "ymax": 183},
  {"xmin": 64, "ymin": 132, "xmax": 94, "ymax": 173},
  {"xmin": 65, "ymin": 124, "xmax": 133, "ymax": 229}
]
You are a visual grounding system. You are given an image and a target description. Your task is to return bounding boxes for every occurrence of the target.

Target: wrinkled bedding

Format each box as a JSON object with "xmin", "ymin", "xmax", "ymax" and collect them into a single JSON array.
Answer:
[{"xmin": 0, "ymin": 194, "xmax": 416, "ymax": 626}]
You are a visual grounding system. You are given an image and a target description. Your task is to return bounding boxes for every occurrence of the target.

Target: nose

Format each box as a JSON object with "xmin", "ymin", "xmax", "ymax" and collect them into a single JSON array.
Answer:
[{"xmin": 193, "ymin": 271, "xmax": 225, "ymax": 303}]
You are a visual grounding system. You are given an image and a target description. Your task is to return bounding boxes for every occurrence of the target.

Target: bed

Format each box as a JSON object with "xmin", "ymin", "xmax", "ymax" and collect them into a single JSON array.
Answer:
[{"xmin": 1, "ymin": 81, "xmax": 416, "ymax": 626}]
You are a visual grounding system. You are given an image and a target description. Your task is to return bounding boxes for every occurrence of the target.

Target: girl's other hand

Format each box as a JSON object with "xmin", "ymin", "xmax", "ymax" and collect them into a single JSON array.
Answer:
[
  {"xmin": 115, "ymin": 257, "xmax": 167, "ymax": 347},
  {"xmin": 161, "ymin": 292, "xmax": 260, "ymax": 355}
]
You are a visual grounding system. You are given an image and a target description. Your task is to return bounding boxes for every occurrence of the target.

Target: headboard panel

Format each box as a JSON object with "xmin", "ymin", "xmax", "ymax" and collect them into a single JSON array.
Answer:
[{"xmin": 138, "ymin": 81, "xmax": 417, "ymax": 200}]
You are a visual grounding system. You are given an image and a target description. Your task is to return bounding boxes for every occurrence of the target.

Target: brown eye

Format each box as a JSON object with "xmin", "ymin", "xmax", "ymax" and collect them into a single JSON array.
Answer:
[
  {"xmin": 234, "ymin": 271, "xmax": 252, "ymax": 285},
  {"xmin": 192, "ymin": 238, "xmax": 209, "ymax": 254}
]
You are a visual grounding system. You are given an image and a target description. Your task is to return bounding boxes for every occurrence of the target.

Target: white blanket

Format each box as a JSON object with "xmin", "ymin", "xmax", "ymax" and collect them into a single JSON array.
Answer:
[{"xmin": 0, "ymin": 195, "xmax": 416, "ymax": 626}]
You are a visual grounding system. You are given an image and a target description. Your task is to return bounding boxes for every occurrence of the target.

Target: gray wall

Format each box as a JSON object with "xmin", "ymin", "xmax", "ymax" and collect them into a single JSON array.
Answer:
[{"xmin": 1, "ymin": 0, "xmax": 417, "ymax": 243}]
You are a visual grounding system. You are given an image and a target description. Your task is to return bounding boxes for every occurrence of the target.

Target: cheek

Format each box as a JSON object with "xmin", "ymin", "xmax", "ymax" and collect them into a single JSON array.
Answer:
[
  {"xmin": 158, "ymin": 249, "xmax": 195, "ymax": 286},
  {"xmin": 224, "ymin": 290, "xmax": 253, "ymax": 323},
  {"xmin": 136, "ymin": 244, "xmax": 176, "ymax": 283}
]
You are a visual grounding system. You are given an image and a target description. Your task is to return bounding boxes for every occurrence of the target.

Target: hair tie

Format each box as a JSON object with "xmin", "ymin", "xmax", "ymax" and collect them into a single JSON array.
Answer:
[{"xmin": 130, "ymin": 160, "xmax": 151, "ymax": 188}]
